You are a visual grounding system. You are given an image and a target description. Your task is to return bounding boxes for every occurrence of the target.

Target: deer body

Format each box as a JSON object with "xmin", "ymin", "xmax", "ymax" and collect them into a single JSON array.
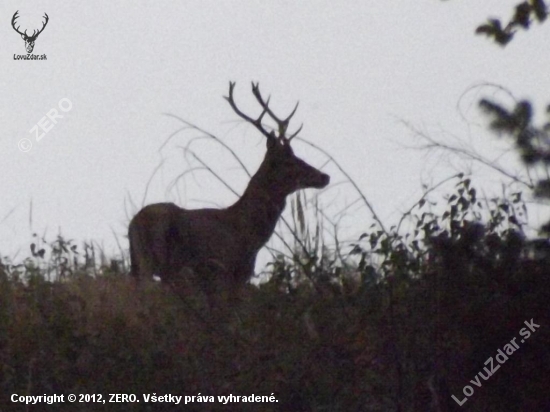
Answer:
[{"xmin": 129, "ymin": 83, "xmax": 329, "ymax": 295}]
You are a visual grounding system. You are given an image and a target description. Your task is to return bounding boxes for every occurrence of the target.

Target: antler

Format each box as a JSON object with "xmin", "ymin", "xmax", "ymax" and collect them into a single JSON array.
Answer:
[
  {"xmin": 11, "ymin": 11, "xmax": 25, "ymax": 36},
  {"xmin": 11, "ymin": 11, "xmax": 49, "ymax": 39},
  {"xmin": 250, "ymin": 83, "xmax": 302, "ymax": 140},
  {"xmin": 33, "ymin": 13, "xmax": 49, "ymax": 38},
  {"xmin": 225, "ymin": 82, "xmax": 303, "ymax": 142}
]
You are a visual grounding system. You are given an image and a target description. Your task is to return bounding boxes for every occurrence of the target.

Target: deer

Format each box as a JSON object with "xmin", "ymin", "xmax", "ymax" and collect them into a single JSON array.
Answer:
[
  {"xmin": 11, "ymin": 11, "xmax": 49, "ymax": 54},
  {"xmin": 128, "ymin": 82, "xmax": 330, "ymax": 302}
]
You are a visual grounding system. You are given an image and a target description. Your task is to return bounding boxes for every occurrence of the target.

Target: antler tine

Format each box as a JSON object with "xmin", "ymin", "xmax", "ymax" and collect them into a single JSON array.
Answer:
[
  {"xmin": 225, "ymin": 82, "xmax": 273, "ymax": 140},
  {"xmin": 284, "ymin": 101, "xmax": 300, "ymax": 123},
  {"xmin": 251, "ymin": 83, "xmax": 282, "ymax": 128},
  {"xmin": 251, "ymin": 82, "xmax": 269, "ymax": 108},
  {"xmin": 287, "ymin": 123, "xmax": 303, "ymax": 141},
  {"xmin": 281, "ymin": 101, "xmax": 301, "ymax": 139}
]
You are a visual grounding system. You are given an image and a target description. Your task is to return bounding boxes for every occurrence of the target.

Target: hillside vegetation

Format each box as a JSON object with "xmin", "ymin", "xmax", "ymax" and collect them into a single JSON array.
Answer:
[{"xmin": 1, "ymin": 176, "xmax": 548, "ymax": 411}]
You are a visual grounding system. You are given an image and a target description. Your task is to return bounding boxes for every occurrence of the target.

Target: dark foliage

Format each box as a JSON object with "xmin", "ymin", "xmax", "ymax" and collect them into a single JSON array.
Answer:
[
  {"xmin": 480, "ymin": 99, "xmax": 550, "ymax": 233},
  {"xmin": 1, "ymin": 177, "xmax": 548, "ymax": 411},
  {"xmin": 474, "ymin": 0, "xmax": 548, "ymax": 46}
]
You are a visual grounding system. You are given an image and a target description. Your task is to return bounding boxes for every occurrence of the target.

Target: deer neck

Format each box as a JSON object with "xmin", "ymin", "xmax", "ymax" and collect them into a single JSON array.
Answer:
[{"xmin": 226, "ymin": 170, "xmax": 288, "ymax": 251}]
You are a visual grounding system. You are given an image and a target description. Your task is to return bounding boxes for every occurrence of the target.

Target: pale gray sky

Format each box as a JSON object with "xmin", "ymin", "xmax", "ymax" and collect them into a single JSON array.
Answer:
[{"xmin": 1, "ymin": 1, "xmax": 549, "ymax": 267}]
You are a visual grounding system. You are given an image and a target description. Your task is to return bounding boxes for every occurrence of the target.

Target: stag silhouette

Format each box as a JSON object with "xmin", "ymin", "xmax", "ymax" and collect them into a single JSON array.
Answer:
[
  {"xmin": 11, "ymin": 11, "xmax": 49, "ymax": 54},
  {"xmin": 129, "ymin": 82, "xmax": 330, "ymax": 298}
]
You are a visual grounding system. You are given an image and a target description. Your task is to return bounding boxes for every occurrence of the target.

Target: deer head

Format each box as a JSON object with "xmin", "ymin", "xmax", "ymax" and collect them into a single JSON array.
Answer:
[
  {"xmin": 12, "ymin": 11, "xmax": 49, "ymax": 54},
  {"xmin": 226, "ymin": 82, "xmax": 329, "ymax": 197}
]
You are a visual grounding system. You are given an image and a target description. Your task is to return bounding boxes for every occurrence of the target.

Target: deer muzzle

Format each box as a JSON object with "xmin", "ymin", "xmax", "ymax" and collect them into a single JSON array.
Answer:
[{"xmin": 308, "ymin": 172, "xmax": 330, "ymax": 189}]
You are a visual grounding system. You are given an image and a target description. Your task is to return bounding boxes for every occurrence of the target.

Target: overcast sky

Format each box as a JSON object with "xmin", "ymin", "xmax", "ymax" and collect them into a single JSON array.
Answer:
[{"xmin": 1, "ymin": 1, "xmax": 549, "ymax": 269}]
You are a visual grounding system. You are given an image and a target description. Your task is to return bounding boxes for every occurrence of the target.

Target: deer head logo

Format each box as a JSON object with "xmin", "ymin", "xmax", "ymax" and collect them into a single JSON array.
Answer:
[
  {"xmin": 129, "ymin": 82, "xmax": 330, "ymax": 303},
  {"xmin": 12, "ymin": 11, "xmax": 49, "ymax": 54}
]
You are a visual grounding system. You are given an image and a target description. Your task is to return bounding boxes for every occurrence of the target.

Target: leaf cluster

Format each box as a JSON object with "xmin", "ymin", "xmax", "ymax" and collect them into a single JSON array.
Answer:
[{"xmin": 475, "ymin": 0, "xmax": 547, "ymax": 45}]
